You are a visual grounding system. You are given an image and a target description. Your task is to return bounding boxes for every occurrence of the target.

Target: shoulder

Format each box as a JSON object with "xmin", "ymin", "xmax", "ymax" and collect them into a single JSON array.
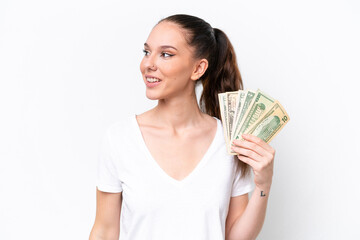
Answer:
[
  {"xmin": 200, "ymin": 113, "xmax": 219, "ymax": 131},
  {"xmin": 134, "ymin": 111, "xmax": 152, "ymax": 128},
  {"xmin": 100, "ymin": 114, "xmax": 140, "ymax": 158},
  {"xmin": 105, "ymin": 114, "xmax": 135, "ymax": 140}
]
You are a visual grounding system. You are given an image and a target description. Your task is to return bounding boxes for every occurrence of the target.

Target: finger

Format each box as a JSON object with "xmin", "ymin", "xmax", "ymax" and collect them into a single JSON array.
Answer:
[
  {"xmin": 231, "ymin": 145, "xmax": 262, "ymax": 162},
  {"xmin": 232, "ymin": 139, "xmax": 267, "ymax": 157},
  {"xmin": 242, "ymin": 134, "xmax": 274, "ymax": 153},
  {"xmin": 236, "ymin": 154, "xmax": 259, "ymax": 170}
]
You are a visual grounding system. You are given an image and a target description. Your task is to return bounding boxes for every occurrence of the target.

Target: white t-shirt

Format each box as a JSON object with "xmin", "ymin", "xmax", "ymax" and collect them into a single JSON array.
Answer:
[{"xmin": 96, "ymin": 114, "xmax": 255, "ymax": 240}]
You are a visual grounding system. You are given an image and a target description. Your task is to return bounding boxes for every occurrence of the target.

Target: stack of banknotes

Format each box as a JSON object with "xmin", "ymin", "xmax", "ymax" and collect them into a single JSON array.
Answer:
[{"xmin": 218, "ymin": 89, "xmax": 290, "ymax": 155}]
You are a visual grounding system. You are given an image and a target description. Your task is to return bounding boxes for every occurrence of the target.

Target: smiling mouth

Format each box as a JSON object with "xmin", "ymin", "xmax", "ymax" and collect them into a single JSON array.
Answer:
[{"xmin": 146, "ymin": 77, "xmax": 161, "ymax": 83}]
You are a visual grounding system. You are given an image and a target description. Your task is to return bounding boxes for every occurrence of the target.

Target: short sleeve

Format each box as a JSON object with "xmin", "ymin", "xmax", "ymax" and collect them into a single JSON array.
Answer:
[
  {"xmin": 96, "ymin": 128, "xmax": 123, "ymax": 193},
  {"xmin": 231, "ymin": 164, "xmax": 255, "ymax": 197}
]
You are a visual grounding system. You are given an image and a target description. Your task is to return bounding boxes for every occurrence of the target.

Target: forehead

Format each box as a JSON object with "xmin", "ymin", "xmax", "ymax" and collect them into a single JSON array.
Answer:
[{"xmin": 145, "ymin": 21, "xmax": 191, "ymax": 49}]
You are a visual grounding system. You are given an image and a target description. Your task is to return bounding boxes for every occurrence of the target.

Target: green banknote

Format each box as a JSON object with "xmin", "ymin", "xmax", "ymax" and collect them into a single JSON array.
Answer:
[
  {"xmin": 243, "ymin": 100, "xmax": 290, "ymax": 143},
  {"xmin": 218, "ymin": 93, "xmax": 230, "ymax": 149},
  {"xmin": 231, "ymin": 90, "xmax": 256, "ymax": 140},
  {"xmin": 226, "ymin": 91, "xmax": 239, "ymax": 142},
  {"xmin": 231, "ymin": 90, "xmax": 246, "ymax": 138},
  {"xmin": 217, "ymin": 89, "xmax": 290, "ymax": 155},
  {"xmin": 232, "ymin": 90, "xmax": 275, "ymax": 142}
]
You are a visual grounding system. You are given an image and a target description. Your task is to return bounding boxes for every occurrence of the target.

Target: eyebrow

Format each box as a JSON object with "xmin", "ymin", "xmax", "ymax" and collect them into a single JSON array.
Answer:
[{"xmin": 144, "ymin": 43, "xmax": 178, "ymax": 51}]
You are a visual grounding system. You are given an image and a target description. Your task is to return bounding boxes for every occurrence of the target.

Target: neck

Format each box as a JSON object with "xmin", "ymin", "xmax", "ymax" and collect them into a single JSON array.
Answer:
[{"xmin": 151, "ymin": 89, "xmax": 206, "ymax": 131}]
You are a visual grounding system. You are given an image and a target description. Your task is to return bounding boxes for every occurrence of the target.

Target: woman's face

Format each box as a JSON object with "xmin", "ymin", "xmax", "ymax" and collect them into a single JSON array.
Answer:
[{"xmin": 140, "ymin": 21, "xmax": 206, "ymax": 100}]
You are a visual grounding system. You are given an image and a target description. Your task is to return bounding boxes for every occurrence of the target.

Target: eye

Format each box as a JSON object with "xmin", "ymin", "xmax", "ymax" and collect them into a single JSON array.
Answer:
[
  {"xmin": 161, "ymin": 52, "xmax": 174, "ymax": 58},
  {"xmin": 142, "ymin": 49, "xmax": 150, "ymax": 56}
]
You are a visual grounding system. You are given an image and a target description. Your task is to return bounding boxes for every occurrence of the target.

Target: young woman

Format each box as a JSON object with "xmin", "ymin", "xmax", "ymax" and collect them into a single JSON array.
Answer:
[{"xmin": 89, "ymin": 14, "xmax": 275, "ymax": 240}]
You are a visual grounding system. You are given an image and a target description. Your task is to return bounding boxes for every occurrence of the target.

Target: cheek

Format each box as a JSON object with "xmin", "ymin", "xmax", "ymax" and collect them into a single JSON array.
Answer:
[{"xmin": 162, "ymin": 61, "xmax": 192, "ymax": 82}]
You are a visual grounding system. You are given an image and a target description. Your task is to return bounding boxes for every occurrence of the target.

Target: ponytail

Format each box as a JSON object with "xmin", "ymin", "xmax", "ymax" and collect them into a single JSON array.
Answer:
[
  {"xmin": 199, "ymin": 28, "xmax": 243, "ymax": 120},
  {"xmin": 158, "ymin": 14, "xmax": 250, "ymax": 178},
  {"xmin": 202, "ymin": 28, "xmax": 249, "ymax": 179}
]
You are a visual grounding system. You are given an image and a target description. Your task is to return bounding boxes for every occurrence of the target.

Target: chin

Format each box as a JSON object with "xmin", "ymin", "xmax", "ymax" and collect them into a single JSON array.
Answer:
[
  {"xmin": 145, "ymin": 91, "xmax": 161, "ymax": 100},
  {"xmin": 146, "ymin": 95, "xmax": 160, "ymax": 100}
]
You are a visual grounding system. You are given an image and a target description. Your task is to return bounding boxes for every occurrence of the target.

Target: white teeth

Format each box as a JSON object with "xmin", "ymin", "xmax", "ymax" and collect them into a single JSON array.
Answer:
[{"xmin": 146, "ymin": 77, "xmax": 161, "ymax": 83}]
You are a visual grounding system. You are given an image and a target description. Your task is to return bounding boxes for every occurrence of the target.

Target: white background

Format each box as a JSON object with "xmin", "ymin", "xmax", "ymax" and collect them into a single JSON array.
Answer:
[{"xmin": 1, "ymin": 0, "xmax": 359, "ymax": 239}]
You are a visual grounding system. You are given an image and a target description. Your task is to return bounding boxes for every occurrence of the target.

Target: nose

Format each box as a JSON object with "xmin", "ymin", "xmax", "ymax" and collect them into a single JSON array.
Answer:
[{"xmin": 143, "ymin": 54, "xmax": 157, "ymax": 71}]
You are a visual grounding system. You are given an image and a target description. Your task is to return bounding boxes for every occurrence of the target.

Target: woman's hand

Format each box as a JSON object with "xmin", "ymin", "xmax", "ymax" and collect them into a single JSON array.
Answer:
[{"xmin": 231, "ymin": 134, "xmax": 276, "ymax": 190}]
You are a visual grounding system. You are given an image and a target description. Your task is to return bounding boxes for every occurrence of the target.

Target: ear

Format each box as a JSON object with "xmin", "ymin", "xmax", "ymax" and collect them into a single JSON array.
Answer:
[{"xmin": 190, "ymin": 58, "xmax": 208, "ymax": 81}]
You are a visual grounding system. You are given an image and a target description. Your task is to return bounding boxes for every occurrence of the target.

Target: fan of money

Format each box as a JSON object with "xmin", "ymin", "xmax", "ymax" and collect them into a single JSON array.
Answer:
[{"xmin": 218, "ymin": 89, "xmax": 290, "ymax": 155}]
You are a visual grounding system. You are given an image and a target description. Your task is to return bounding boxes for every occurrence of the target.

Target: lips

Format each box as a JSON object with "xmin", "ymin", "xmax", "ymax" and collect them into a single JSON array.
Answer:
[
  {"xmin": 144, "ymin": 75, "xmax": 162, "ymax": 88},
  {"xmin": 145, "ymin": 75, "xmax": 161, "ymax": 83},
  {"xmin": 146, "ymin": 77, "xmax": 161, "ymax": 83}
]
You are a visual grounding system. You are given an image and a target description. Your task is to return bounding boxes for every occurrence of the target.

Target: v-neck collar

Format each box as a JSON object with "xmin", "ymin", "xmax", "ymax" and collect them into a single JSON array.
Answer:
[{"xmin": 132, "ymin": 114, "xmax": 221, "ymax": 187}]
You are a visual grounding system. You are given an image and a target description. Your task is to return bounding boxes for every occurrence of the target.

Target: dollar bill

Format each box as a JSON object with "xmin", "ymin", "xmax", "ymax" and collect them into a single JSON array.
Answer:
[
  {"xmin": 219, "ymin": 89, "xmax": 290, "ymax": 155},
  {"xmin": 218, "ymin": 93, "xmax": 230, "ymax": 149},
  {"xmin": 243, "ymin": 100, "xmax": 290, "ymax": 142},
  {"xmin": 232, "ymin": 89, "xmax": 275, "ymax": 141},
  {"xmin": 231, "ymin": 90, "xmax": 246, "ymax": 138},
  {"xmin": 231, "ymin": 90, "xmax": 256, "ymax": 141},
  {"xmin": 226, "ymin": 91, "xmax": 239, "ymax": 142}
]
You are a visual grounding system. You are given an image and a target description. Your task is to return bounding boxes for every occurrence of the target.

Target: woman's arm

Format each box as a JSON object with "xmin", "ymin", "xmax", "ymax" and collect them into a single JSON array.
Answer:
[
  {"xmin": 89, "ymin": 189, "xmax": 122, "ymax": 240},
  {"xmin": 226, "ymin": 186, "xmax": 270, "ymax": 240},
  {"xmin": 226, "ymin": 134, "xmax": 275, "ymax": 240}
]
